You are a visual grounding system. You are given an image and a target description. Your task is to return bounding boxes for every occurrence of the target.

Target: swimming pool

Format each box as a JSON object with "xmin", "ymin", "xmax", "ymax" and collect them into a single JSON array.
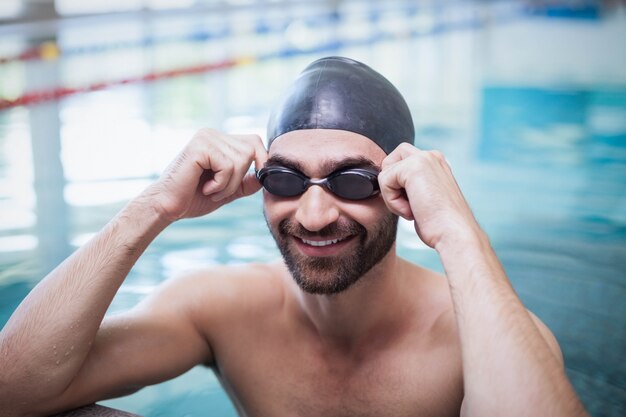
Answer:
[{"xmin": 0, "ymin": 1, "xmax": 625, "ymax": 416}]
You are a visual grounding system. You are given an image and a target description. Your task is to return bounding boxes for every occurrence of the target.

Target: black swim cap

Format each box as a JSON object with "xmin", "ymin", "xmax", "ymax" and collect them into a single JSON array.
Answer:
[{"xmin": 267, "ymin": 56, "xmax": 414, "ymax": 154}]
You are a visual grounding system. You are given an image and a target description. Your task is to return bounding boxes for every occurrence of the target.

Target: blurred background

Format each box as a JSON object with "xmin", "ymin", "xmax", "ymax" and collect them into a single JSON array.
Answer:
[{"xmin": 0, "ymin": 0, "xmax": 625, "ymax": 416}]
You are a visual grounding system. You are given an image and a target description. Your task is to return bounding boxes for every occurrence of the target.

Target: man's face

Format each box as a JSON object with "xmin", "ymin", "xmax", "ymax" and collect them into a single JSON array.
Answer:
[{"xmin": 262, "ymin": 129, "xmax": 398, "ymax": 295}]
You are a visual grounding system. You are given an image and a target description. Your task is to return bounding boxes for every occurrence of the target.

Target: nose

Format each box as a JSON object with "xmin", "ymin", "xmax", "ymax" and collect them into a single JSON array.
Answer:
[{"xmin": 294, "ymin": 185, "xmax": 340, "ymax": 232}]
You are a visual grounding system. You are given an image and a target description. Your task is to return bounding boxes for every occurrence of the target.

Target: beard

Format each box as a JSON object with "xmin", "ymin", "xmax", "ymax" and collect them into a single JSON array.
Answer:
[{"xmin": 265, "ymin": 211, "xmax": 398, "ymax": 295}]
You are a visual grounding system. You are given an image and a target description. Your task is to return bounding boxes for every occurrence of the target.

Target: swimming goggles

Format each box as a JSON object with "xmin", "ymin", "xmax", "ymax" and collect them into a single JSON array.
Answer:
[{"xmin": 256, "ymin": 166, "xmax": 380, "ymax": 200}]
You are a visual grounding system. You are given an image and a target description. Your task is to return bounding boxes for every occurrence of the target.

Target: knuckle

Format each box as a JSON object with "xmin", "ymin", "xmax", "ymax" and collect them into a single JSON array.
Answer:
[
  {"xmin": 429, "ymin": 150, "xmax": 445, "ymax": 161},
  {"xmin": 419, "ymin": 151, "xmax": 435, "ymax": 164},
  {"xmin": 223, "ymin": 159, "xmax": 235, "ymax": 172},
  {"xmin": 195, "ymin": 127, "xmax": 218, "ymax": 140},
  {"xmin": 245, "ymin": 133, "xmax": 262, "ymax": 142},
  {"xmin": 213, "ymin": 157, "xmax": 233, "ymax": 176},
  {"xmin": 191, "ymin": 130, "xmax": 219, "ymax": 152},
  {"xmin": 242, "ymin": 141, "xmax": 257, "ymax": 157},
  {"xmin": 207, "ymin": 147, "xmax": 225, "ymax": 164},
  {"xmin": 377, "ymin": 171, "xmax": 388, "ymax": 187},
  {"xmin": 407, "ymin": 154, "xmax": 424, "ymax": 166},
  {"xmin": 379, "ymin": 167, "xmax": 393, "ymax": 182},
  {"xmin": 230, "ymin": 136, "xmax": 254, "ymax": 154}
]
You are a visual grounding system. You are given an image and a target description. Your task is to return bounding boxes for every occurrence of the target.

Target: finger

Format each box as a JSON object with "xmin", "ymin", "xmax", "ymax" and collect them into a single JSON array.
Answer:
[
  {"xmin": 381, "ymin": 191, "xmax": 414, "ymax": 220},
  {"xmin": 209, "ymin": 172, "xmax": 261, "ymax": 208},
  {"xmin": 378, "ymin": 167, "xmax": 414, "ymax": 220},
  {"xmin": 210, "ymin": 159, "xmax": 251, "ymax": 201},
  {"xmin": 240, "ymin": 171, "xmax": 263, "ymax": 197},
  {"xmin": 230, "ymin": 134, "xmax": 268, "ymax": 170},
  {"xmin": 209, "ymin": 138, "xmax": 259, "ymax": 201},
  {"xmin": 212, "ymin": 135, "xmax": 266, "ymax": 201},
  {"xmin": 382, "ymin": 142, "xmax": 420, "ymax": 170},
  {"xmin": 193, "ymin": 169, "xmax": 213, "ymax": 195},
  {"xmin": 251, "ymin": 137, "xmax": 269, "ymax": 170},
  {"xmin": 192, "ymin": 128, "xmax": 225, "ymax": 169},
  {"xmin": 383, "ymin": 192, "xmax": 414, "ymax": 220},
  {"xmin": 202, "ymin": 158, "xmax": 234, "ymax": 196},
  {"xmin": 202, "ymin": 133, "xmax": 266, "ymax": 201}
]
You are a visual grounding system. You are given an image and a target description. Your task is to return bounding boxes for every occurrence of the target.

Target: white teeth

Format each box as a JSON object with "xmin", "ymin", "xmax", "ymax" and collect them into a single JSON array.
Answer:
[{"xmin": 301, "ymin": 237, "xmax": 345, "ymax": 247}]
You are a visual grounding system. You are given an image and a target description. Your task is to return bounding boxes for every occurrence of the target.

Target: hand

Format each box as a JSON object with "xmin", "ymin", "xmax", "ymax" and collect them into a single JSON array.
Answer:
[
  {"xmin": 145, "ymin": 128, "xmax": 268, "ymax": 222},
  {"xmin": 378, "ymin": 143, "xmax": 479, "ymax": 249}
]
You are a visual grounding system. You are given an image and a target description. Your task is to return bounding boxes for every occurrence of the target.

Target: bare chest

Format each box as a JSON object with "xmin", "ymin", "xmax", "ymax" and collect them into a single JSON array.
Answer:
[{"xmin": 215, "ymin": 335, "xmax": 463, "ymax": 417}]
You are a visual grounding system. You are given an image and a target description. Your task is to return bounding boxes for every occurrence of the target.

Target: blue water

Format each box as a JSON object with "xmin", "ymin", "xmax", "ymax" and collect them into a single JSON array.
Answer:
[{"xmin": 1, "ymin": 2, "xmax": 625, "ymax": 416}]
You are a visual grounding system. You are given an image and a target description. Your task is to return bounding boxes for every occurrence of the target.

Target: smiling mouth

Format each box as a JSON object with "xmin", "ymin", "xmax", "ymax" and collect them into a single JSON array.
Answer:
[{"xmin": 300, "ymin": 236, "xmax": 351, "ymax": 247}]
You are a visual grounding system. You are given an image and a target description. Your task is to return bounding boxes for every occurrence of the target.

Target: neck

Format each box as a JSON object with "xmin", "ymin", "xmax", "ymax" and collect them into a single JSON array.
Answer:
[{"xmin": 293, "ymin": 246, "xmax": 411, "ymax": 352}]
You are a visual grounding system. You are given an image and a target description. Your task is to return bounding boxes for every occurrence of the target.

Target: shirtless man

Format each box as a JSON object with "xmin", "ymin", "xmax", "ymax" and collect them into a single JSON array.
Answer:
[{"xmin": 0, "ymin": 57, "xmax": 588, "ymax": 417}]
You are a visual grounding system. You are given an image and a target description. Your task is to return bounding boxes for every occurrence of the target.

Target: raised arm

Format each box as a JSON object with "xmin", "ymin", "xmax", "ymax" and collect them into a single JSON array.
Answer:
[
  {"xmin": 0, "ymin": 129, "xmax": 267, "ymax": 417},
  {"xmin": 378, "ymin": 143, "xmax": 589, "ymax": 417}
]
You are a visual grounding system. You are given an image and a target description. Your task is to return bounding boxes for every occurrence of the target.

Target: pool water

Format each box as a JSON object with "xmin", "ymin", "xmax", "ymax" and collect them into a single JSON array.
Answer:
[{"xmin": 0, "ymin": 2, "xmax": 625, "ymax": 416}]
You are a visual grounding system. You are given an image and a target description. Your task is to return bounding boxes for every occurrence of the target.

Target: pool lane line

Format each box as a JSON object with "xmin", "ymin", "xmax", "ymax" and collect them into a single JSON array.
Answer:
[
  {"xmin": 0, "ymin": 58, "xmax": 242, "ymax": 110},
  {"xmin": 0, "ymin": 1, "xmax": 529, "ymax": 66},
  {"xmin": 0, "ymin": 8, "xmax": 528, "ymax": 112},
  {"xmin": 0, "ymin": 8, "xmax": 402, "ymax": 65}
]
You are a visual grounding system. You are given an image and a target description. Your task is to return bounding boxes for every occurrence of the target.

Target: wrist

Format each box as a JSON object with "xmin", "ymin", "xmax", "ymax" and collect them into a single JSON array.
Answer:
[
  {"xmin": 122, "ymin": 188, "xmax": 174, "ymax": 235},
  {"xmin": 136, "ymin": 184, "xmax": 180, "ymax": 226},
  {"xmin": 434, "ymin": 222, "xmax": 489, "ymax": 257},
  {"xmin": 434, "ymin": 223, "xmax": 507, "ymax": 294}
]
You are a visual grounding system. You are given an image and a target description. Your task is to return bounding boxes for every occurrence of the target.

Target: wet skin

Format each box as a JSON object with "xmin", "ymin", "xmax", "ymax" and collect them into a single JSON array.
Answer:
[{"xmin": 0, "ymin": 129, "xmax": 585, "ymax": 417}]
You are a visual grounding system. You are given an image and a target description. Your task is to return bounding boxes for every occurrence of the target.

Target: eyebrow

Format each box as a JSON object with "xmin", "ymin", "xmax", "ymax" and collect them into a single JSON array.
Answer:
[{"xmin": 265, "ymin": 154, "xmax": 379, "ymax": 176}]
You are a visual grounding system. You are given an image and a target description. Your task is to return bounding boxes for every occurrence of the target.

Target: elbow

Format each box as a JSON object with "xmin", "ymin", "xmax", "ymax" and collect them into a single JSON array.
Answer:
[
  {"xmin": 0, "ymin": 348, "xmax": 20, "ymax": 416},
  {"xmin": 0, "ymin": 378, "xmax": 34, "ymax": 417},
  {"xmin": 0, "ymin": 349, "xmax": 52, "ymax": 417},
  {"xmin": 0, "ymin": 392, "xmax": 28, "ymax": 417}
]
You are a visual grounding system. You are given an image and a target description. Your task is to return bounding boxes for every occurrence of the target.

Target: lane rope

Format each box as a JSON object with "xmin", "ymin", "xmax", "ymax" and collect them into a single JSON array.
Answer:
[
  {"xmin": 0, "ymin": 1, "xmax": 532, "ymax": 65},
  {"xmin": 0, "ymin": 4, "xmax": 420, "ymax": 65},
  {"xmin": 0, "ymin": 6, "xmax": 527, "ymax": 111}
]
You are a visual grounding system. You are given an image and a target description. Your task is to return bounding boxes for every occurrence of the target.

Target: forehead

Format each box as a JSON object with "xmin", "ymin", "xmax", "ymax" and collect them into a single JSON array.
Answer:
[{"xmin": 268, "ymin": 129, "xmax": 386, "ymax": 168}]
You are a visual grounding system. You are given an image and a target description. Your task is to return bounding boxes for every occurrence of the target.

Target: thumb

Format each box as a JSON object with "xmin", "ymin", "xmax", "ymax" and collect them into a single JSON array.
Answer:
[
  {"xmin": 240, "ymin": 171, "xmax": 262, "ymax": 197},
  {"xmin": 379, "ymin": 166, "xmax": 414, "ymax": 220},
  {"xmin": 383, "ymin": 191, "xmax": 414, "ymax": 221}
]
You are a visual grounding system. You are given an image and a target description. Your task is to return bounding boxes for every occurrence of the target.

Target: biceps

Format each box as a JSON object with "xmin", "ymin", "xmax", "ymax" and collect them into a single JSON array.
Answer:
[{"xmin": 43, "ymin": 310, "xmax": 211, "ymax": 413}]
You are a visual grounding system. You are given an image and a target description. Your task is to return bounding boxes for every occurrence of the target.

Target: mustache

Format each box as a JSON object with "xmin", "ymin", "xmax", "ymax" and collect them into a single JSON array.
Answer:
[{"xmin": 278, "ymin": 218, "xmax": 366, "ymax": 239}]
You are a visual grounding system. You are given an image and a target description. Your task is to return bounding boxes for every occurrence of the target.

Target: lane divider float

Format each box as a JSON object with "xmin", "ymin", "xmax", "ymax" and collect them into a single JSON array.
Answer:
[{"xmin": 0, "ymin": 7, "xmax": 527, "ymax": 112}]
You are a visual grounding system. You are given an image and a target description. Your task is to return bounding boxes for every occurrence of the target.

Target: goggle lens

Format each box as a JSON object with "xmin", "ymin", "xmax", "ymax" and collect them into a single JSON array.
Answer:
[
  {"xmin": 257, "ymin": 167, "xmax": 379, "ymax": 200},
  {"xmin": 262, "ymin": 170, "xmax": 304, "ymax": 198}
]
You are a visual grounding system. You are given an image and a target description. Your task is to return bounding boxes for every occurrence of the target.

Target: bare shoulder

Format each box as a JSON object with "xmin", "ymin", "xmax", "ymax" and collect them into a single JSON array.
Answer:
[
  {"xmin": 142, "ymin": 261, "xmax": 287, "ymax": 327},
  {"xmin": 399, "ymin": 258, "xmax": 458, "ymax": 341},
  {"xmin": 399, "ymin": 257, "xmax": 562, "ymax": 365},
  {"xmin": 400, "ymin": 258, "xmax": 454, "ymax": 309}
]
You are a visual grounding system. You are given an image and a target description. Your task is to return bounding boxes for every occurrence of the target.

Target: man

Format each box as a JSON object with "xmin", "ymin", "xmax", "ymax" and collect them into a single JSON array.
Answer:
[{"xmin": 0, "ymin": 57, "xmax": 588, "ymax": 417}]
